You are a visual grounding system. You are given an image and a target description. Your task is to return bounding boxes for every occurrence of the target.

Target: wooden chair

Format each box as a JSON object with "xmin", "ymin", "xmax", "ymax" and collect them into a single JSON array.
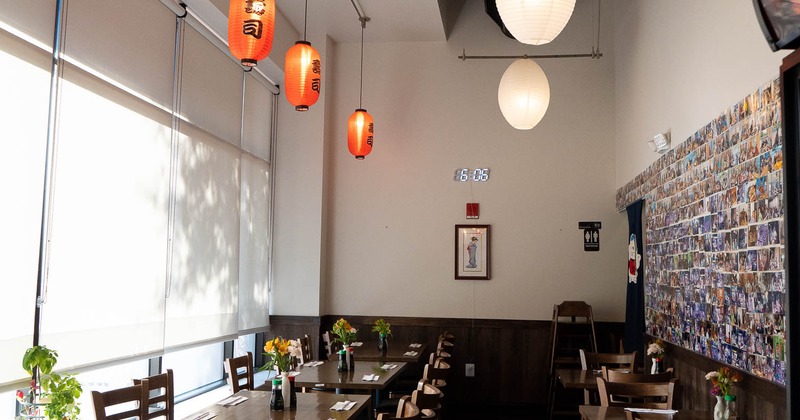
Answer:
[
  {"xmin": 579, "ymin": 349, "xmax": 638, "ymax": 372},
  {"xmin": 92, "ymin": 381, "xmax": 149, "ymax": 420},
  {"xmin": 422, "ymin": 358, "xmax": 450, "ymax": 389},
  {"xmin": 548, "ymin": 301, "xmax": 598, "ymax": 419},
  {"xmin": 224, "ymin": 352, "xmax": 254, "ymax": 393},
  {"xmin": 299, "ymin": 334, "xmax": 314, "ymax": 364},
  {"xmin": 602, "ymin": 366, "xmax": 674, "ymax": 383},
  {"xmin": 377, "ymin": 395, "xmax": 422, "ymax": 420},
  {"xmin": 411, "ymin": 380, "xmax": 443, "ymax": 420},
  {"xmin": 133, "ymin": 369, "xmax": 174, "ymax": 420},
  {"xmin": 596, "ymin": 377, "xmax": 677, "ymax": 409},
  {"xmin": 322, "ymin": 331, "xmax": 338, "ymax": 357}
]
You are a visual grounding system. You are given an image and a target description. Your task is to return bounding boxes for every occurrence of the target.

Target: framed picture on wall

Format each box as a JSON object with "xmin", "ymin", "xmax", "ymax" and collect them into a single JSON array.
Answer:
[{"xmin": 455, "ymin": 224, "xmax": 490, "ymax": 280}]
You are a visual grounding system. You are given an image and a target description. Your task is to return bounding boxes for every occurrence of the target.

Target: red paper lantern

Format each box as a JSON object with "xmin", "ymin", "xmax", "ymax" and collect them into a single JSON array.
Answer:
[
  {"xmin": 228, "ymin": 0, "xmax": 275, "ymax": 67},
  {"xmin": 285, "ymin": 41, "xmax": 321, "ymax": 111},
  {"xmin": 347, "ymin": 109, "xmax": 373, "ymax": 160}
]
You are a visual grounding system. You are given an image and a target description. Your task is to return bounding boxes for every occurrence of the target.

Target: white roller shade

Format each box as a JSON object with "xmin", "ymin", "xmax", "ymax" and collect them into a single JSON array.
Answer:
[
  {"xmin": 165, "ymin": 123, "xmax": 241, "ymax": 349},
  {"xmin": 0, "ymin": 28, "xmax": 51, "ymax": 387},
  {"xmin": 238, "ymin": 156, "xmax": 270, "ymax": 334}
]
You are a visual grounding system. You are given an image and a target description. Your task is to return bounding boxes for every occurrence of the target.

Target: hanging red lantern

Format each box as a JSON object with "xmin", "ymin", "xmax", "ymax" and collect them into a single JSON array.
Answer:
[
  {"xmin": 285, "ymin": 41, "xmax": 321, "ymax": 111},
  {"xmin": 228, "ymin": 0, "xmax": 275, "ymax": 67},
  {"xmin": 347, "ymin": 109, "xmax": 373, "ymax": 160}
]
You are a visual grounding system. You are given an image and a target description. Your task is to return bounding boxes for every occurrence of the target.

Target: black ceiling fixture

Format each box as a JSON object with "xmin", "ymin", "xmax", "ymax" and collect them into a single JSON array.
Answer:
[{"xmin": 484, "ymin": 0, "xmax": 516, "ymax": 40}]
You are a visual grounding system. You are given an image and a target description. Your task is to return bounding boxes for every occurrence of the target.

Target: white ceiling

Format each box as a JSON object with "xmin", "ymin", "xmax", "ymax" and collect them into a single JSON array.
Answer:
[{"xmin": 208, "ymin": 0, "xmax": 465, "ymax": 43}]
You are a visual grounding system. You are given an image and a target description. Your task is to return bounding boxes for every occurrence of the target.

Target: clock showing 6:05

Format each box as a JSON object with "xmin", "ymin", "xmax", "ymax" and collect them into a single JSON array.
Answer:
[{"xmin": 453, "ymin": 168, "xmax": 490, "ymax": 182}]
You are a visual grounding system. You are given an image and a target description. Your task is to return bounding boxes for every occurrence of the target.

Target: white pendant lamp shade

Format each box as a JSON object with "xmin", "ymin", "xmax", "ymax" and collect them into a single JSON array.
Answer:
[
  {"xmin": 496, "ymin": 0, "xmax": 576, "ymax": 45},
  {"xmin": 498, "ymin": 59, "xmax": 550, "ymax": 130}
]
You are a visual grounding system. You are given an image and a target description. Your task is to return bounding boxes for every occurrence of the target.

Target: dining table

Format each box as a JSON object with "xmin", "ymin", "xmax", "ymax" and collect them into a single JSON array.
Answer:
[
  {"xmin": 326, "ymin": 341, "xmax": 428, "ymax": 363},
  {"xmin": 291, "ymin": 360, "xmax": 407, "ymax": 407},
  {"xmin": 182, "ymin": 389, "xmax": 370, "ymax": 420},
  {"xmin": 556, "ymin": 368, "xmax": 603, "ymax": 390},
  {"xmin": 579, "ymin": 405, "xmax": 720, "ymax": 420}
]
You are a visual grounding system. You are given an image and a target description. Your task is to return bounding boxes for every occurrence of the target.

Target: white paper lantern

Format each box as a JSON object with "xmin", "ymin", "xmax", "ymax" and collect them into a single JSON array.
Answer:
[
  {"xmin": 497, "ymin": 59, "xmax": 550, "ymax": 130},
  {"xmin": 496, "ymin": 0, "xmax": 576, "ymax": 45}
]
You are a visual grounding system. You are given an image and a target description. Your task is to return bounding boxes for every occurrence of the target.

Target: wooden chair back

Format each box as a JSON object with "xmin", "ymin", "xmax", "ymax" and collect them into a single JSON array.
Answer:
[
  {"xmin": 224, "ymin": 352, "xmax": 254, "ymax": 393},
  {"xmin": 133, "ymin": 369, "xmax": 174, "ymax": 420},
  {"xmin": 299, "ymin": 334, "xmax": 314, "ymax": 364},
  {"xmin": 437, "ymin": 334, "xmax": 453, "ymax": 348},
  {"xmin": 423, "ymin": 358, "xmax": 450, "ymax": 388},
  {"xmin": 92, "ymin": 381, "xmax": 149, "ymax": 420},
  {"xmin": 596, "ymin": 377, "xmax": 677, "ymax": 409},
  {"xmin": 412, "ymin": 381, "xmax": 443, "ymax": 419},
  {"xmin": 602, "ymin": 366, "xmax": 674, "ymax": 383},
  {"xmin": 322, "ymin": 331, "xmax": 339, "ymax": 357},
  {"xmin": 377, "ymin": 395, "xmax": 422, "ymax": 420},
  {"xmin": 580, "ymin": 349, "xmax": 638, "ymax": 372}
]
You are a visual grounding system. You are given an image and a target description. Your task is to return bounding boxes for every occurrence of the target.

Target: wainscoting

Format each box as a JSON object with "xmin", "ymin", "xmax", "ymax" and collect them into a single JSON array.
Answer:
[
  {"xmin": 266, "ymin": 314, "xmax": 624, "ymax": 408},
  {"xmin": 654, "ymin": 337, "xmax": 786, "ymax": 419}
]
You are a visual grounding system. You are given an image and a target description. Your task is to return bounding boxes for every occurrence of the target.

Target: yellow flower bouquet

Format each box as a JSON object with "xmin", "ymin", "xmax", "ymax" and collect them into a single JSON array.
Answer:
[
  {"xmin": 260, "ymin": 337, "xmax": 301, "ymax": 374},
  {"xmin": 332, "ymin": 318, "xmax": 357, "ymax": 346}
]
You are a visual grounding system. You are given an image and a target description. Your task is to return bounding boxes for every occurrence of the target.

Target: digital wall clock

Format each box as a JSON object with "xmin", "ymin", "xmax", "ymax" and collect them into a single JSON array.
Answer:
[{"xmin": 453, "ymin": 168, "xmax": 490, "ymax": 182}]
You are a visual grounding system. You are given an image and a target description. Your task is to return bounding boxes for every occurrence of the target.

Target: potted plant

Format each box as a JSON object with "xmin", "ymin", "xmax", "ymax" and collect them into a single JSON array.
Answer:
[
  {"xmin": 372, "ymin": 319, "xmax": 391, "ymax": 353},
  {"xmin": 20, "ymin": 346, "xmax": 82, "ymax": 420}
]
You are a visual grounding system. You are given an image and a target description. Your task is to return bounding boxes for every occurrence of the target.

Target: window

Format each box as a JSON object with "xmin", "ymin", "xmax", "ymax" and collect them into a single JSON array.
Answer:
[{"xmin": 0, "ymin": 0, "xmax": 275, "ymax": 390}]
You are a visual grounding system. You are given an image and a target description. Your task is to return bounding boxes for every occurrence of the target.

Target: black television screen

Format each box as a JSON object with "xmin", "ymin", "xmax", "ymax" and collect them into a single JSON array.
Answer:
[{"xmin": 754, "ymin": 0, "xmax": 800, "ymax": 51}]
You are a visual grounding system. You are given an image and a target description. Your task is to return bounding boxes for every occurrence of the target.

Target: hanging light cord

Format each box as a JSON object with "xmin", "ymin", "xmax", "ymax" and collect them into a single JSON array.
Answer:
[
  {"xmin": 303, "ymin": 0, "xmax": 308, "ymax": 41},
  {"xmin": 359, "ymin": 23, "xmax": 364, "ymax": 108}
]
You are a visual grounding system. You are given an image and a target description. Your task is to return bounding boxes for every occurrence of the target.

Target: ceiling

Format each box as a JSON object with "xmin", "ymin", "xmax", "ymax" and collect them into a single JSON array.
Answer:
[{"xmin": 207, "ymin": 0, "xmax": 466, "ymax": 43}]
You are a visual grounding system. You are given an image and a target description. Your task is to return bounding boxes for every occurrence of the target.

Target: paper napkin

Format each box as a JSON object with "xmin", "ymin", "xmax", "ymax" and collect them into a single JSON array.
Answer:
[{"xmin": 330, "ymin": 401, "xmax": 357, "ymax": 411}]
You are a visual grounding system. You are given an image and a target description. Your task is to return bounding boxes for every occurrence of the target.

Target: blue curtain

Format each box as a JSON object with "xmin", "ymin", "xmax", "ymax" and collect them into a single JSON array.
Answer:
[{"xmin": 624, "ymin": 199, "xmax": 644, "ymax": 355}]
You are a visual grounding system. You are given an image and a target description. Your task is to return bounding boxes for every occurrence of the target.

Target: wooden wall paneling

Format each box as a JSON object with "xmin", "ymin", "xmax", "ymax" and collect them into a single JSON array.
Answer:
[{"xmin": 649, "ymin": 335, "xmax": 786, "ymax": 419}]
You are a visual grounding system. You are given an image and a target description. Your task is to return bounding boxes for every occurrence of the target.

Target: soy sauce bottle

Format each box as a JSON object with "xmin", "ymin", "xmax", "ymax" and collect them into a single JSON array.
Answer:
[{"xmin": 270, "ymin": 378, "xmax": 284, "ymax": 410}]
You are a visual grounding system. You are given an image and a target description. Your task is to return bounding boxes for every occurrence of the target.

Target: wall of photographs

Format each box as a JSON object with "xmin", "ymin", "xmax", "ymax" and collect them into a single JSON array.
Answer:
[{"xmin": 616, "ymin": 78, "xmax": 786, "ymax": 386}]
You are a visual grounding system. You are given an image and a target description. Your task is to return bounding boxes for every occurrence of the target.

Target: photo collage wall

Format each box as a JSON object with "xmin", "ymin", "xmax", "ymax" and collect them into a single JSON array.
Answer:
[{"xmin": 616, "ymin": 78, "xmax": 786, "ymax": 386}]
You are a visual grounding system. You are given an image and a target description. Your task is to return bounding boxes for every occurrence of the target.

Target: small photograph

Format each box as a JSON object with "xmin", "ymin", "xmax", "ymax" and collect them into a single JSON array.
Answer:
[
  {"xmin": 757, "ymin": 199, "xmax": 768, "ymax": 222},
  {"xmin": 774, "ymin": 144, "xmax": 783, "ymax": 170},
  {"xmin": 768, "ymin": 221, "xmax": 780, "ymax": 245},
  {"xmin": 757, "ymin": 224, "xmax": 769, "ymax": 247},
  {"xmin": 738, "ymin": 228, "xmax": 748, "ymax": 249},
  {"xmin": 769, "ymin": 247, "xmax": 782, "ymax": 271},
  {"xmin": 748, "ymin": 225, "xmax": 758, "ymax": 247},
  {"xmin": 711, "ymin": 340, "xmax": 721, "ymax": 360},
  {"xmin": 775, "ymin": 360, "xmax": 786, "ymax": 385},
  {"xmin": 756, "ymin": 176, "xmax": 768, "ymax": 200},
  {"xmin": 770, "ymin": 291, "xmax": 785, "ymax": 315},
  {"xmin": 757, "ymin": 248, "xmax": 769, "ymax": 271},
  {"xmin": 774, "ymin": 335, "xmax": 786, "ymax": 361},
  {"xmin": 738, "ymin": 204, "xmax": 750, "ymax": 226},
  {"xmin": 748, "ymin": 250, "xmax": 759, "ymax": 271},
  {"xmin": 769, "ymin": 170, "xmax": 783, "ymax": 199},
  {"xmin": 768, "ymin": 195, "xmax": 783, "ymax": 219},
  {"xmin": 771, "ymin": 271, "xmax": 785, "ymax": 292}
]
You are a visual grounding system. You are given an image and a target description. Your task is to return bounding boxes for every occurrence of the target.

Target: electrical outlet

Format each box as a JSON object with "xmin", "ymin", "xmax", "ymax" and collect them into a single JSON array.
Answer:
[{"xmin": 465, "ymin": 363, "xmax": 475, "ymax": 377}]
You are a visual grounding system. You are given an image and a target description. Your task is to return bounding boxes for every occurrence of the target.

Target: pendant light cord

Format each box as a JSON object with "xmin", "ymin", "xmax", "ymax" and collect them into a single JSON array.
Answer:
[
  {"xmin": 303, "ymin": 0, "xmax": 308, "ymax": 41},
  {"xmin": 359, "ymin": 23, "xmax": 364, "ymax": 108}
]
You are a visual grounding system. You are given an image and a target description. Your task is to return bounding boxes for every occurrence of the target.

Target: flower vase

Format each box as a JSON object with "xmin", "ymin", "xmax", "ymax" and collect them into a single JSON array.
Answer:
[
  {"xmin": 378, "ymin": 333, "xmax": 388, "ymax": 354},
  {"xmin": 651, "ymin": 358, "xmax": 663, "ymax": 374},
  {"xmin": 714, "ymin": 395, "xmax": 725, "ymax": 420},
  {"xmin": 280, "ymin": 373, "xmax": 291, "ymax": 409}
]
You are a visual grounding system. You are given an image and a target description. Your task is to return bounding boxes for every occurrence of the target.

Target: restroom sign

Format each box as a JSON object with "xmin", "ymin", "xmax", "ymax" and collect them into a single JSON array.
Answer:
[{"xmin": 579, "ymin": 221, "xmax": 601, "ymax": 252}]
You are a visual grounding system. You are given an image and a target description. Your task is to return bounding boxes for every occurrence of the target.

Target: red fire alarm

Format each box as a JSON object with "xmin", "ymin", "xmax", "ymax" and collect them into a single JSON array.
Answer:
[{"xmin": 466, "ymin": 203, "xmax": 479, "ymax": 219}]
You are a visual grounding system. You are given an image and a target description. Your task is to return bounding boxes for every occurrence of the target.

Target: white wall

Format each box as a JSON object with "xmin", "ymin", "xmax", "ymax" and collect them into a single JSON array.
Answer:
[
  {"xmin": 320, "ymin": 0, "xmax": 626, "ymax": 321},
  {"xmin": 613, "ymin": 0, "xmax": 789, "ymax": 189},
  {"xmin": 270, "ymin": 7, "xmax": 327, "ymax": 316}
]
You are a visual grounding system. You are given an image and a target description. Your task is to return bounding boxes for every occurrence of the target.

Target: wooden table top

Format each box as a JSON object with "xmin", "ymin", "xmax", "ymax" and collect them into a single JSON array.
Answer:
[
  {"xmin": 182, "ymin": 390, "xmax": 370, "ymax": 420},
  {"xmin": 327, "ymin": 342, "xmax": 428, "ymax": 363},
  {"xmin": 292, "ymin": 360, "xmax": 408, "ymax": 391},
  {"xmin": 556, "ymin": 368, "xmax": 602, "ymax": 389},
  {"xmin": 579, "ymin": 405, "xmax": 717, "ymax": 420}
]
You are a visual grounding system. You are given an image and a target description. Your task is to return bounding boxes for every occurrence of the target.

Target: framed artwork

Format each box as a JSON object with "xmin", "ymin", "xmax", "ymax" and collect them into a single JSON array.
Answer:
[{"xmin": 455, "ymin": 224, "xmax": 490, "ymax": 280}]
